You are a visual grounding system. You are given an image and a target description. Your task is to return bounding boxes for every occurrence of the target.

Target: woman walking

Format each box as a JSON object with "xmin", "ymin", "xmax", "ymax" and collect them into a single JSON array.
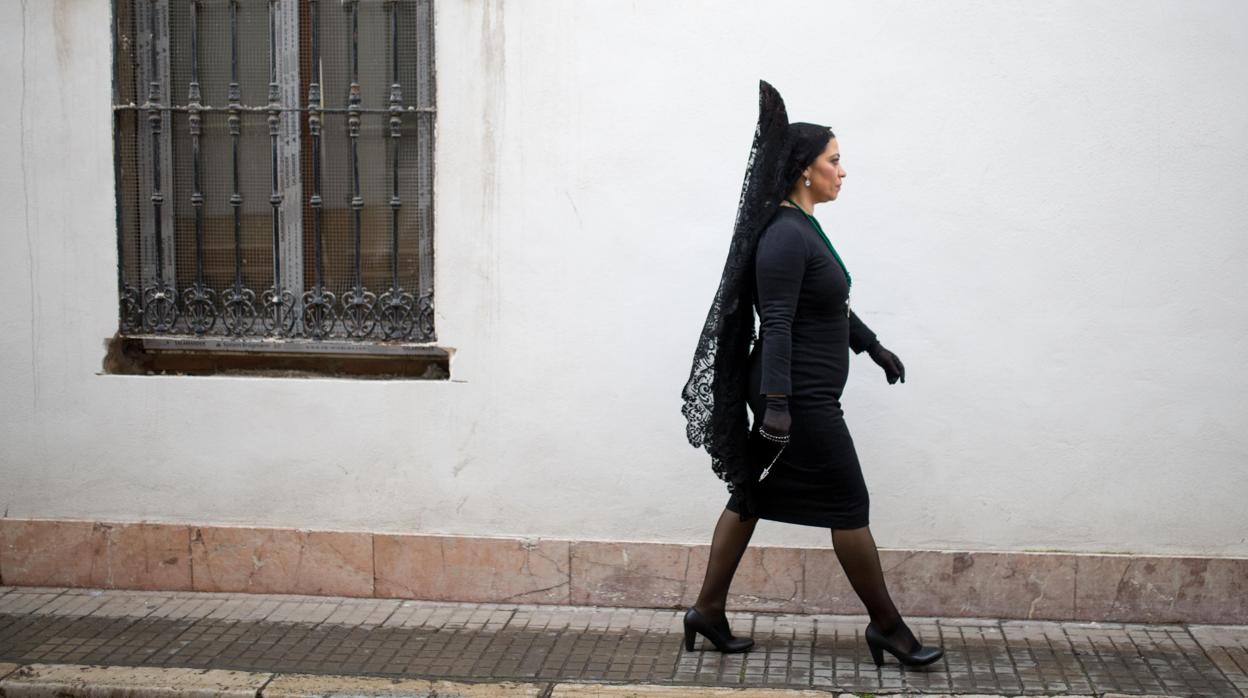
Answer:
[{"xmin": 680, "ymin": 81, "xmax": 943, "ymax": 668}]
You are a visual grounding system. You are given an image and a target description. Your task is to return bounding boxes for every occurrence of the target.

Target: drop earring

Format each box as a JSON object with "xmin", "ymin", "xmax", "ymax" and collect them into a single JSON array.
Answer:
[{"xmin": 804, "ymin": 177, "xmax": 811, "ymax": 187}]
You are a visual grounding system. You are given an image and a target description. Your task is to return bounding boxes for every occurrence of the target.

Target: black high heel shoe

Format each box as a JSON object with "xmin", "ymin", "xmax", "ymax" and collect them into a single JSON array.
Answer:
[
  {"xmin": 865, "ymin": 620, "xmax": 944, "ymax": 668},
  {"xmin": 683, "ymin": 607, "xmax": 754, "ymax": 653}
]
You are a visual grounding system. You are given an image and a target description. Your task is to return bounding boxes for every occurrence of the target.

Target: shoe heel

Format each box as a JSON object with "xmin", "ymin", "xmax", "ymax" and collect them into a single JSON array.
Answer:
[
  {"xmin": 867, "ymin": 638, "xmax": 885, "ymax": 667},
  {"xmin": 684, "ymin": 627, "xmax": 696, "ymax": 652}
]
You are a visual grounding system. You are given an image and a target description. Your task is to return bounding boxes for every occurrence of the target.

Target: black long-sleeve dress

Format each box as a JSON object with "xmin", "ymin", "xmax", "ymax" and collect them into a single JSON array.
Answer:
[{"xmin": 725, "ymin": 206, "xmax": 879, "ymax": 529}]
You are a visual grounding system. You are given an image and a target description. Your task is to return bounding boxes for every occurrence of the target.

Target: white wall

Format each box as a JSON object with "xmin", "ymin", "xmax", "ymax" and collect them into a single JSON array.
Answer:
[{"xmin": 2, "ymin": 0, "xmax": 1246, "ymax": 556}]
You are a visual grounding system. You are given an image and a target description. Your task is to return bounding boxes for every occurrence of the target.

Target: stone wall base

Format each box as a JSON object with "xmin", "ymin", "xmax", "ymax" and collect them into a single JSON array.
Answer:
[{"xmin": 1, "ymin": 518, "xmax": 1243, "ymax": 624}]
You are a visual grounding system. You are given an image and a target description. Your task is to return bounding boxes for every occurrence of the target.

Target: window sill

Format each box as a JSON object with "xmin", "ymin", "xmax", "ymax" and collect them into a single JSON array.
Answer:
[{"xmin": 104, "ymin": 334, "xmax": 451, "ymax": 379}]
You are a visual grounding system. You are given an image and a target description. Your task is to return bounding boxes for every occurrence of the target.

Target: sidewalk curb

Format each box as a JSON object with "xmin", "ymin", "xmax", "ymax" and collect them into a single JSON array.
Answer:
[
  {"xmin": 0, "ymin": 664, "xmax": 267, "ymax": 698},
  {"xmin": 550, "ymin": 686, "xmax": 861, "ymax": 697},
  {"xmin": 0, "ymin": 663, "xmax": 20, "ymax": 682},
  {"xmin": 0, "ymin": 665, "xmax": 547, "ymax": 698},
  {"xmin": 264, "ymin": 672, "xmax": 545, "ymax": 697},
  {"xmin": 0, "ymin": 663, "xmax": 1180, "ymax": 697}
]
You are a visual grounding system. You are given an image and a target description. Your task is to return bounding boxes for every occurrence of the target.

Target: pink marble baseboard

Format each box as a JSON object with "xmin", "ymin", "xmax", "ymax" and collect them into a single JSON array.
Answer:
[
  {"xmin": 0, "ymin": 520, "xmax": 190, "ymax": 590},
  {"xmin": 376, "ymin": 534, "xmax": 570, "ymax": 604},
  {"xmin": 1, "ymin": 518, "xmax": 1244, "ymax": 624},
  {"xmin": 570, "ymin": 541, "xmax": 693, "ymax": 608},
  {"xmin": 1072, "ymin": 553, "xmax": 1248, "ymax": 624},
  {"xmin": 189, "ymin": 526, "xmax": 373, "ymax": 597},
  {"xmin": 835, "ymin": 549, "xmax": 1078, "ymax": 620}
]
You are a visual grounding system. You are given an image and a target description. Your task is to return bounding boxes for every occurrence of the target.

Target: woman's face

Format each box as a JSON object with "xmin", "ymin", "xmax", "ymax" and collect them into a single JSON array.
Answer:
[{"xmin": 804, "ymin": 138, "xmax": 846, "ymax": 203}]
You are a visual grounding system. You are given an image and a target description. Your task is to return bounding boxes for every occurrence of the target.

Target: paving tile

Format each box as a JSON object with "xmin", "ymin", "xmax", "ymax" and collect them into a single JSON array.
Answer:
[
  {"xmin": 320, "ymin": 598, "xmax": 402, "ymax": 627},
  {"xmin": 1, "ymin": 588, "xmax": 1246, "ymax": 696},
  {"xmin": 0, "ymin": 589, "xmax": 65, "ymax": 615},
  {"xmin": 87, "ymin": 590, "xmax": 175, "ymax": 618},
  {"xmin": 1190, "ymin": 623, "xmax": 1248, "ymax": 698},
  {"xmin": 39, "ymin": 590, "xmax": 118, "ymax": 617}
]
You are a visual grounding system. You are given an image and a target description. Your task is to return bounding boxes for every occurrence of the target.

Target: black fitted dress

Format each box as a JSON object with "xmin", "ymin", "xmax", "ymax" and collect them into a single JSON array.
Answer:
[{"xmin": 725, "ymin": 206, "xmax": 879, "ymax": 529}]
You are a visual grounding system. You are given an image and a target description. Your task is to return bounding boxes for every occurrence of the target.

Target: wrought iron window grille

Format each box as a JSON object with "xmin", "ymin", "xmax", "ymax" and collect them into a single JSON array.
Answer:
[{"xmin": 112, "ymin": 0, "xmax": 436, "ymax": 353}]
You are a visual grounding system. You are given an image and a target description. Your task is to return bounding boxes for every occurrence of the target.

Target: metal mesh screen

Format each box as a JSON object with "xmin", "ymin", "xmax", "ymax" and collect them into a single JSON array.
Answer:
[{"xmin": 113, "ymin": 0, "xmax": 435, "ymax": 344}]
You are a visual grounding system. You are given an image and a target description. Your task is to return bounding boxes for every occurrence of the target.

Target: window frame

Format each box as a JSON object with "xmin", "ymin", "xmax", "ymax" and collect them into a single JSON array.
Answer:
[{"xmin": 110, "ymin": 0, "xmax": 440, "ymax": 368}]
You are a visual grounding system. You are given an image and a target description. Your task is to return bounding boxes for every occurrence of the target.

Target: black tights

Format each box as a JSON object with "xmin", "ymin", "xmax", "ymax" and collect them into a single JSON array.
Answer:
[{"xmin": 693, "ymin": 508, "xmax": 919, "ymax": 652}]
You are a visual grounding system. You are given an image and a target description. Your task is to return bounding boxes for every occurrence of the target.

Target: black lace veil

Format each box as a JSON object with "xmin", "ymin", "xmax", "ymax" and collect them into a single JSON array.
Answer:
[{"xmin": 680, "ymin": 81, "xmax": 834, "ymax": 504}]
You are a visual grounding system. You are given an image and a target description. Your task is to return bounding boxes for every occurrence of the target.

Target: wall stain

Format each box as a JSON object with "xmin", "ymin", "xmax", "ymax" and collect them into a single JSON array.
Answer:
[
  {"xmin": 479, "ymin": 0, "xmax": 505, "ymax": 329},
  {"xmin": 952, "ymin": 552, "xmax": 975, "ymax": 575},
  {"xmin": 53, "ymin": 0, "xmax": 76, "ymax": 69}
]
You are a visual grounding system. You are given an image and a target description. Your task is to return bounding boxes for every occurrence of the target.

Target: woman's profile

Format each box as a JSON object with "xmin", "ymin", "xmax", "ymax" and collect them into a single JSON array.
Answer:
[{"xmin": 680, "ymin": 80, "xmax": 944, "ymax": 668}]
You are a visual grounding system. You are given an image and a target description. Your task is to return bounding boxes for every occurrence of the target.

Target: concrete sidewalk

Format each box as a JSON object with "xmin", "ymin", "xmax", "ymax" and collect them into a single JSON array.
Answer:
[{"xmin": 1, "ymin": 587, "xmax": 1245, "ymax": 697}]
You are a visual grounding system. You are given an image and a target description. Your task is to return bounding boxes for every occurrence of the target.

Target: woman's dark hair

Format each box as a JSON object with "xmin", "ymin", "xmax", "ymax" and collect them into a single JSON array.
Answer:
[{"xmin": 783, "ymin": 122, "xmax": 834, "ymax": 188}]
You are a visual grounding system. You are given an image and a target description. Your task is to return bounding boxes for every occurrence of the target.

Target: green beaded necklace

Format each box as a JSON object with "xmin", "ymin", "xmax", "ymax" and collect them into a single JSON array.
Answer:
[{"xmin": 784, "ymin": 198, "xmax": 852, "ymax": 289}]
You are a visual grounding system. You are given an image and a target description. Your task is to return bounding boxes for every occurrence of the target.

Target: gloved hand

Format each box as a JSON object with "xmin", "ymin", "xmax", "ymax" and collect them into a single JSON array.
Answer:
[
  {"xmin": 761, "ymin": 394, "xmax": 792, "ymax": 437},
  {"xmin": 867, "ymin": 341, "xmax": 905, "ymax": 384},
  {"xmin": 749, "ymin": 395, "xmax": 791, "ymax": 486}
]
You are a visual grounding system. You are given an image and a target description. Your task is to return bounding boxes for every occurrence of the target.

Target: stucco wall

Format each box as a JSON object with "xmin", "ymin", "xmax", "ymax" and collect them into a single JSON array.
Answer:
[{"xmin": 1, "ymin": 0, "xmax": 1245, "ymax": 556}]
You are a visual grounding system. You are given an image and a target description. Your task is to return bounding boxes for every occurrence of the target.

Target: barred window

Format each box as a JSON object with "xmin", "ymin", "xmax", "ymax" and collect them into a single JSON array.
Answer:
[{"xmin": 112, "ymin": 0, "xmax": 435, "ymax": 355}]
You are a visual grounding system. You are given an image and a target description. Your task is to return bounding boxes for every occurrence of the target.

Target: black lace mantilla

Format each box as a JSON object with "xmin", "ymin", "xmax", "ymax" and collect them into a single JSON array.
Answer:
[{"xmin": 681, "ymin": 81, "xmax": 822, "ymax": 497}]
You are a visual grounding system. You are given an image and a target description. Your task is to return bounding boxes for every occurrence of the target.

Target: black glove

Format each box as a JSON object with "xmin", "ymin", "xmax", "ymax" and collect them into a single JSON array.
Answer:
[
  {"xmin": 867, "ymin": 341, "xmax": 905, "ymax": 384},
  {"xmin": 761, "ymin": 394, "xmax": 792, "ymax": 437},
  {"xmin": 747, "ymin": 394, "xmax": 791, "ymax": 484},
  {"xmin": 739, "ymin": 398, "xmax": 789, "ymax": 510}
]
